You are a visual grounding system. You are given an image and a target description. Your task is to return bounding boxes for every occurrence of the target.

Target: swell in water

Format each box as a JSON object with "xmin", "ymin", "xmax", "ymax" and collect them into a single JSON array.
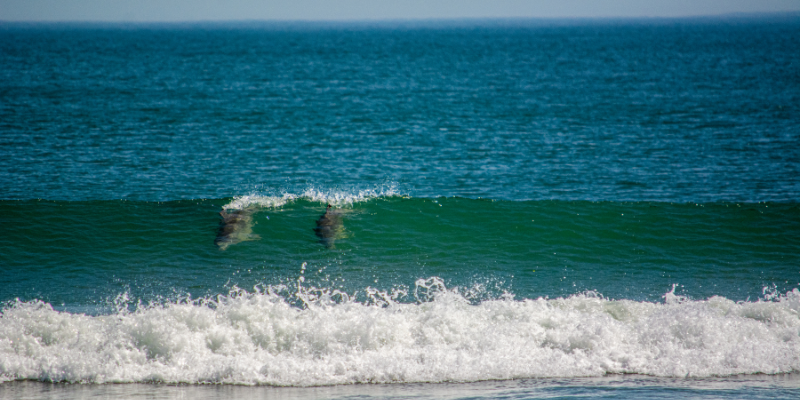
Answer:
[{"xmin": 1, "ymin": 187, "xmax": 798, "ymax": 385}]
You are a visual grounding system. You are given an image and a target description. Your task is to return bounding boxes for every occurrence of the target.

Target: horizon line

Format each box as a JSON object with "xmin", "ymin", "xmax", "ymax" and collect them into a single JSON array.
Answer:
[{"xmin": 2, "ymin": 11, "xmax": 799, "ymax": 25}]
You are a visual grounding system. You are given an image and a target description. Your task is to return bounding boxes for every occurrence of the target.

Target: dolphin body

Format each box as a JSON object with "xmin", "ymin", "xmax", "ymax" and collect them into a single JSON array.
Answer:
[
  {"xmin": 314, "ymin": 203, "xmax": 344, "ymax": 249},
  {"xmin": 215, "ymin": 208, "xmax": 260, "ymax": 250}
]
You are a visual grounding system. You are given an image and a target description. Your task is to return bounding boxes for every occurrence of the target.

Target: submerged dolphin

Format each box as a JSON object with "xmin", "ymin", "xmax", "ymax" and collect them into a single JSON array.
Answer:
[
  {"xmin": 215, "ymin": 207, "xmax": 260, "ymax": 250},
  {"xmin": 314, "ymin": 203, "xmax": 344, "ymax": 249}
]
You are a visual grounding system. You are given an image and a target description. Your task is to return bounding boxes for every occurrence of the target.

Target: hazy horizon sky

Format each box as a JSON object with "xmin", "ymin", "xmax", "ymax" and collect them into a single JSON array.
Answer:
[{"xmin": 2, "ymin": 0, "xmax": 800, "ymax": 22}]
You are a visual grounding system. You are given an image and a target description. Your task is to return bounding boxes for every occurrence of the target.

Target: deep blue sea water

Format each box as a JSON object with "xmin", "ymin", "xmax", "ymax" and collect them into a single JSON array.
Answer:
[{"xmin": 1, "ymin": 16, "xmax": 800, "ymax": 399}]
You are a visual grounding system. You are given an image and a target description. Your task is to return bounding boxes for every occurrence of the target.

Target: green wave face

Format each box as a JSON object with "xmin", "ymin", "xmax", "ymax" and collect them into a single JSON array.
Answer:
[{"xmin": 1, "ymin": 197, "xmax": 797, "ymax": 308}]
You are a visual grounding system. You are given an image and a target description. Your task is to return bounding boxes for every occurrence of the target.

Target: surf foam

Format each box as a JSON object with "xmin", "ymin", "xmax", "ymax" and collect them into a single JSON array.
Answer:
[
  {"xmin": 2, "ymin": 280, "xmax": 799, "ymax": 385},
  {"xmin": 222, "ymin": 183, "xmax": 403, "ymax": 210}
]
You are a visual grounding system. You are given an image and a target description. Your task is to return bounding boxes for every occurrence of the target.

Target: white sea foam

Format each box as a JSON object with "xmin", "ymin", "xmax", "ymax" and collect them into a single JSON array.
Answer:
[
  {"xmin": 223, "ymin": 193, "xmax": 297, "ymax": 210},
  {"xmin": 2, "ymin": 279, "xmax": 799, "ymax": 385},
  {"xmin": 222, "ymin": 184, "xmax": 403, "ymax": 210}
]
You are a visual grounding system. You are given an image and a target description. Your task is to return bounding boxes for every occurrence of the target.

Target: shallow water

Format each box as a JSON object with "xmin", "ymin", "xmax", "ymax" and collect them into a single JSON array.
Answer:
[{"xmin": 3, "ymin": 375, "xmax": 800, "ymax": 400}]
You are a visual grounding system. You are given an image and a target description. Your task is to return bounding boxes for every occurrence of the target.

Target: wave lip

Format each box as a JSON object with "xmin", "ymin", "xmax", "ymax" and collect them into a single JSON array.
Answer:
[
  {"xmin": 1, "ymin": 282, "xmax": 799, "ymax": 386},
  {"xmin": 222, "ymin": 183, "xmax": 403, "ymax": 210}
]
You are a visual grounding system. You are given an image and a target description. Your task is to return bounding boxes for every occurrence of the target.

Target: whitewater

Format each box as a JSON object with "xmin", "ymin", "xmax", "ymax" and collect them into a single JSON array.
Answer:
[{"xmin": 2, "ymin": 278, "xmax": 799, "ymax": 385}]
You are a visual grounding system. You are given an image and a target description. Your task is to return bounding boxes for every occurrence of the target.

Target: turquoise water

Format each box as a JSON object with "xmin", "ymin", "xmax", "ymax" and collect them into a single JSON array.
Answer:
[
  {"xmin": 1, "ymin": 16, "xmax": 800, "ymax": 399},
  {"xmin": 1, "ymin": 198, "xmax": 798, "ymax": 307},
  {"xmin": 2, "ymin": 19, "xmax": 798, "ymax": 202}
]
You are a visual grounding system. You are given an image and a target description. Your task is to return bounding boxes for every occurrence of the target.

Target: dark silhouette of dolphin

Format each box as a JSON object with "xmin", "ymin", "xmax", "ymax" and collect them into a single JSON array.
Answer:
[
  {"xmin": 215, "ymin": 208, "xmax": 260, "ymax": 250},
  {"xmin": 314, "ymin": 203, "xmax": 343, "ymax": 249}
]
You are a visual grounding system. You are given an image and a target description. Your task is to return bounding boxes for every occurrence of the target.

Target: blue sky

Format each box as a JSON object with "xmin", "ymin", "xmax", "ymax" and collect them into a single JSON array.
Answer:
[{"xmin": 1, "ymin": 0, "xmax": 799, "ymax": 21}]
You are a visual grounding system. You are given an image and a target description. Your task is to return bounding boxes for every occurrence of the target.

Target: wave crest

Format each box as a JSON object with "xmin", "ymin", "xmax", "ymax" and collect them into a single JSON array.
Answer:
[{"xmin": 222, "ymin": 183, "xmax": 404, "ymax": 210}]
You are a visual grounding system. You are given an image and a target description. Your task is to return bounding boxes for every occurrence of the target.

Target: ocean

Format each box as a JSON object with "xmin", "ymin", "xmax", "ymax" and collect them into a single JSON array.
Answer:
[{"xmin": 1, "ymin": 16, "xmax": 799, "ymax": 399}]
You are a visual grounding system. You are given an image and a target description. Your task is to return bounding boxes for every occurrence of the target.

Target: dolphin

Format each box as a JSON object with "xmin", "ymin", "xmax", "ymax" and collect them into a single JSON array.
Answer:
[
  {"xmin": 215, "ymin": 207, "xmax": 260, "ymax": 250},
  {"xmin": 314, "ymin": 203, "xmax": 344, "ymax": 249}
]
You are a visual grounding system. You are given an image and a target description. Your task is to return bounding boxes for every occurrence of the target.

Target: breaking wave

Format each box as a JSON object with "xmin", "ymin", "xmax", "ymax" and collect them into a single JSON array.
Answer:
[
  {"xmin": 2, "ymin": 278, "xmax": 799, "ymax": 385},
  {"xmin": 222, "ymin": 183, "xmax": 405, "ymax": 210}
]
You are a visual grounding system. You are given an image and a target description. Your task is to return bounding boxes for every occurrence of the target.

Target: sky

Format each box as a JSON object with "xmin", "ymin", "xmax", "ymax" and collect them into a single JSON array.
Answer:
[{"xmin": 2, "ymin": 0, "xmax": 800, "ymax": 22}]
